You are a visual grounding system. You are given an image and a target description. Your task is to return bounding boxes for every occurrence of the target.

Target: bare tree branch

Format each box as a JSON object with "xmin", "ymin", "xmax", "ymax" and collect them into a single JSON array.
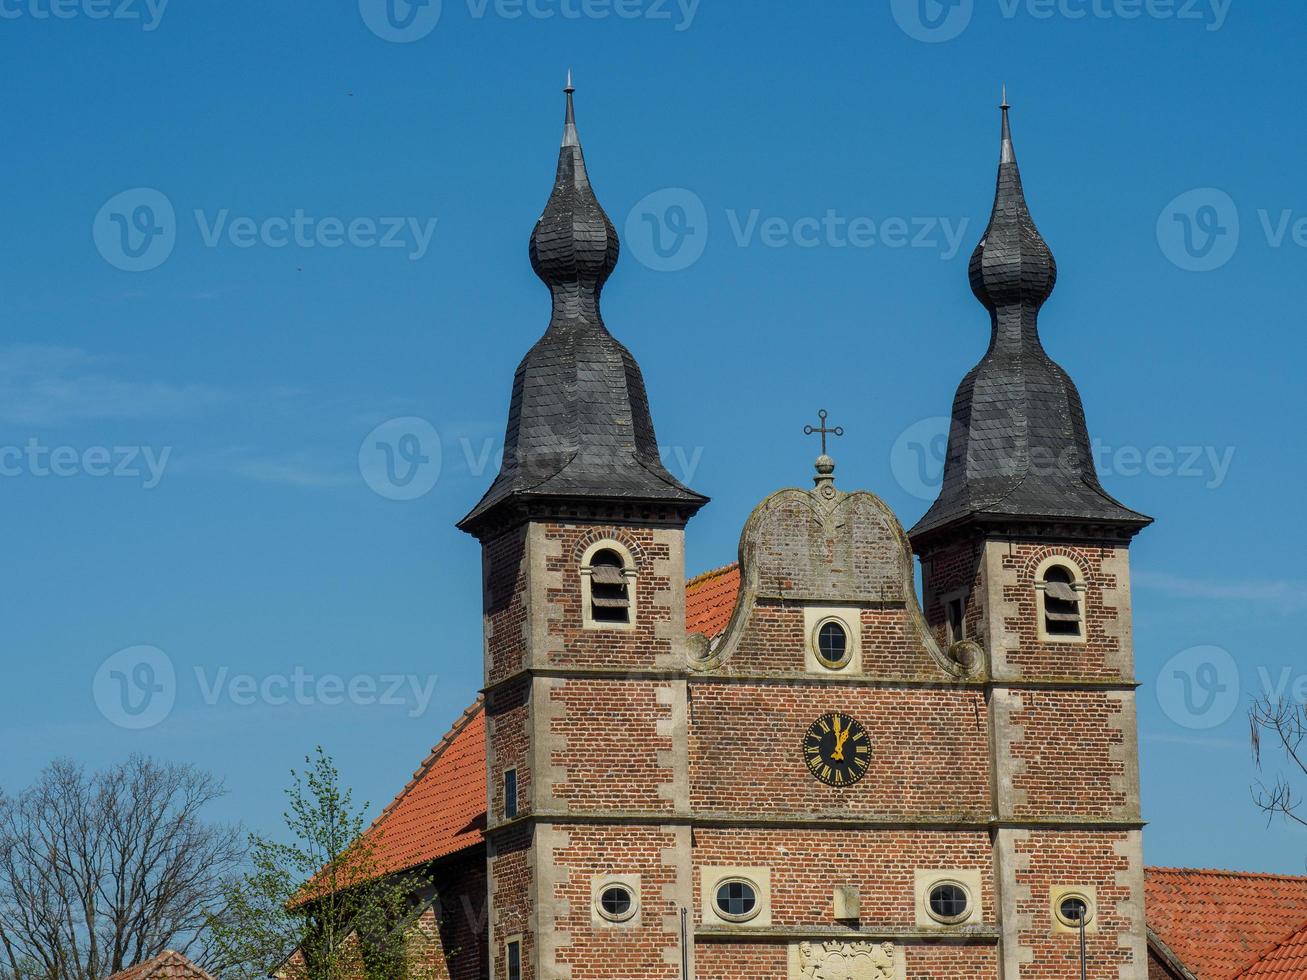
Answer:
[
  {"xmin": 1250, "ymin": 695, "xmax": 1307, "ymax": 830},
  {"xmin": 0, "ymin": 757, "xmax": 242, "ymax": 980}
]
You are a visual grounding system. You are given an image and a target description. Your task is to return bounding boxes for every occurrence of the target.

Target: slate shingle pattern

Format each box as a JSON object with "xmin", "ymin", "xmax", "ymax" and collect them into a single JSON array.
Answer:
[
  {"xmin": 1146, "ymin": 867, "xmax": 1307, "ymax": 979},
  {"xmin": 459, "ymin": 85, "xmax": 706, "ymax": 533},
  {"xmin": 909, "ymin": 104, "xmax": 1150, "ymax": 541}
]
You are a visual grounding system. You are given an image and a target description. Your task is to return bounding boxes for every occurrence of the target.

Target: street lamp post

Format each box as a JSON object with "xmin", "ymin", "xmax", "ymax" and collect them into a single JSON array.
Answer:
[{"xmin": 1078, "ymin": 906, "xmax": 1088, "ymax": 980}]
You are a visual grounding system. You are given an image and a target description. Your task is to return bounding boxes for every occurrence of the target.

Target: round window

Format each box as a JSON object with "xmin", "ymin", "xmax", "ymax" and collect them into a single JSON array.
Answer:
[
  {"xmin": 1056, "ymin": 894, "xmax": 1094, "ymax": 929},
  {"xmin": 927, "ymin": 882, "xmax": 971, "ymax": 924},
  {"xmin": 597, "ymin": 884, "xmax": 637, "ymax": 923},
  {"xmin": 815, "ymin": 619, "xmax": 852, "ymax": 670},
  {"xmin": 714, "ymin": 878, "xmax": 760, "ymax": 923}
]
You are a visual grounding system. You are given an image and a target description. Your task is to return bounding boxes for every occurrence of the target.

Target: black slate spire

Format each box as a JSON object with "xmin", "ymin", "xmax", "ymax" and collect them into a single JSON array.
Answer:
[
  {"xmin": 459, "ymin": 77, "xmax": 707, "ymax": 536},
  {"xmin": 909, "ymin": 98, "xmax": 1150, "ymax": 544}
]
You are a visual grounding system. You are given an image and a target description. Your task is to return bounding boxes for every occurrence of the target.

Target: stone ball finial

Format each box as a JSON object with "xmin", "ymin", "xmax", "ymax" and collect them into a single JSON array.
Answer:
[{"xmin": 815, "ymin": 454, "xmax": 835, "ymax": 476}]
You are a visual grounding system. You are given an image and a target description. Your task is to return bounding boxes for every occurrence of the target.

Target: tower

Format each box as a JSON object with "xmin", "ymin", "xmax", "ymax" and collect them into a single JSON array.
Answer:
[
  {"xmin": 909, "ymin": 98, "xmax": 1153, "ymax": 977},
  {"xmin": 457, "ymin": 77, "xmax": 707, "ymax": 980}
]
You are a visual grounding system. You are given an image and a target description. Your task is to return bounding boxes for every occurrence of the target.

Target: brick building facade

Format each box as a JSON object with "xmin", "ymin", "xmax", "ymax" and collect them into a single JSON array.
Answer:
[{"xmin": 344, "ymin": 85, "xmax": 1289, "ymax": 979}]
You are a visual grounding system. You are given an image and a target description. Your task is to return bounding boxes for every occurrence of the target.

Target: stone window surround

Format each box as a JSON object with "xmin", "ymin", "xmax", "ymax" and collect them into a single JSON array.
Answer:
[
  {"xmin": 914, "ymin": 869, "xmax": 984, "ymax": 928},
  {"xmin": 1050, "ymin": 884, "xmax": 1099, "ymax": 934},
  {"xmin": 503, "ymin": 934, "xmax": 523, "ymax": 980},
  {"xmin": 579, "ymin": 539, "xmax": 638, "ymax": 631},
  {"xmin": 503, "ymin": 767, "xmax": 518, "ymax": 820},
  {"xmin": 1034, "ymin": 555, "xmax": 1088, "ymax": 645},
  {"xmin": 942, "ymin": 587, "xmax": 969, "ymax": 645},
  {"xmin": 700, "ymin": 866, "xmax": 772, "ymax": 927},
  {"xmin": 591, "ymin": 873, "xmax": 641, "ymax": 927},
  {"xmin": 803, "ymin": 605, "xmax": 862, "ymax": 675}
]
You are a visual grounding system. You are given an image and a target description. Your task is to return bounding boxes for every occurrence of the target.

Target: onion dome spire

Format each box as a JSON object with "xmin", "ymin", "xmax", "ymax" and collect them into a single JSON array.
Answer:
[
  {"xmin": 909, "ymin": 96, "xmax": 1150, "ymax": 545},
  {"xmin": 459, "ymin": 76, "xmax": 707, "ymax": 537}
]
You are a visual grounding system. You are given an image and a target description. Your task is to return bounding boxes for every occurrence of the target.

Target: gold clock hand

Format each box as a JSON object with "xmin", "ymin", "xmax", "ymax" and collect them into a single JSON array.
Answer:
[{"xmin": 831, "ymin": 715, "xmax": 850, "ymax": 761}]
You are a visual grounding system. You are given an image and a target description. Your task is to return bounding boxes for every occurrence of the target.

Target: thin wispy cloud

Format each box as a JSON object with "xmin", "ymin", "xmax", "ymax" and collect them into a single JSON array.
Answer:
[
  {"xmin": 0, "ymin": 344, "xmax": 229, "ymax": 426},
  {"xmin": 179, "ymin": 447, "xmax": 356, "ymax": 489},
  {"xmin": 1134, "ymin": 570, "xmax": 1307, "ymax": 610}
]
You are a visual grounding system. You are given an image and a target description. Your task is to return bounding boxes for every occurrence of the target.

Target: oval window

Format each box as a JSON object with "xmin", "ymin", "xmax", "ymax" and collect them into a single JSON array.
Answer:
[
  {"xmin": 815, "ymin": 619, "xmax": 851, "ymax": 670},
  {"xmin": 1056, "ymin": 895, "xmax": 1094, "ymax": 929},
  {"xmin": 714, "ymin": 878, "xmax": 760, "ymax": 923},
  {"xmin": 597, "ymin": 884, "xmax": 637, "ymax": 923},
  {"xmin": 927, "ymin": 882, "xmax": 971, "ymax": 924}
]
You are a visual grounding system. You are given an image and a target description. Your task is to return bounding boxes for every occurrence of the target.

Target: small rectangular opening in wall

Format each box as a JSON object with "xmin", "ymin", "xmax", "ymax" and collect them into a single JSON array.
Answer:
[
  {"xmin": 506, "ymin": 940, "xmax": 521, "ymax": 980},
  {"xmin": 947, "ymin": 597, "xmax": 965, "ymax": 643},
  {"xmin": 504, "ymin": 769, "xmax": 518, "ymax": 819}
]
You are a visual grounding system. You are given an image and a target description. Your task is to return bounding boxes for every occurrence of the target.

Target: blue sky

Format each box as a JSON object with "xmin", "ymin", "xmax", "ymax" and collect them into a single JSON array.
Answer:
[{"xmin": 3, "ymin": 0, "xmax": 1305, "ymax": 875}]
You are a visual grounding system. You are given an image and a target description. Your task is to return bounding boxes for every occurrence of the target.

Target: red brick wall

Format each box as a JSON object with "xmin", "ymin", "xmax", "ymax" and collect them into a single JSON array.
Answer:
[
  {"xmin": 1008, "ymin": 831, "xmax": 1141, "ymax": 979},
  {"xmin": 919, "ymin": 535, "xmax": 985, "ymax": 648},
  {"xmin": 483, "ymin": 526, "xmax": 529, "ymax": 688},
  {"xmin": 547, "ymin": 825, "xmax": 684, "ymax": 980},
  {"xmin": 488, "ymin": 825, "xmax": 533, "ymax": 980},
  {"xmin": 1004, "ymin": 689, "xmax": 1131, "ymax": 820},
  {"xmin": 436, "ymin": 850, "xmax": 489, "ymax": 980},
  {"xmin": 720, "ymin": 602, "xmax": 956, "ymax": 679},
  {"xmin": 540, "ymin": 525, "xmax": 678, "ymax": 671},
  {"xmin": 689, "ymin": 683, "xmax": 990, "ymax": 818},
  {"xmin": 996, "ymin": 542, "xmax": 1130, "ymax": 680},
  {"xmin": 547, "ymin": 678, "xmax": 677, "ymax": 813},
  {"xmin": 487, "ymin": 678, "xmax": 531, "ymax": 825},
  {"xmin": 694, "ymin": 942, "xmax": 1001, "ymax": 979},
  {"xmin": 693, "ymin": 828, "xmax": 995, "ymax": 926}
]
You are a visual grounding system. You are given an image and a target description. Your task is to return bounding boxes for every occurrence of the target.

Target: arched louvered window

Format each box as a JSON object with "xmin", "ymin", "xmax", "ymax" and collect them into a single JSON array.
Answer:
[
  {"xmin": 1037, "ymin": 561, "xmax": 1085, "ymax": 642},
  {"xmin": 582, "ymin": 542, "xmax": 636, "ymax": 629}
]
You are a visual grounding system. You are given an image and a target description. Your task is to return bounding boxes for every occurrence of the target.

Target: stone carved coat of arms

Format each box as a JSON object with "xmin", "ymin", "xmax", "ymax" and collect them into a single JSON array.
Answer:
[{"xmin": 793, "ymin": 941, "xmax": 899, "ymax": 980}]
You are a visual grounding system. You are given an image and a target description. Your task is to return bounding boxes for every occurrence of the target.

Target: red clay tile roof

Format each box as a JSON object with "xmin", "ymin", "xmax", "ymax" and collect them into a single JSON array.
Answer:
[
  {"xmin": 1243, "ymin": 922, "xmax": 1307, "ymax": 977},
  {"xmin": 366, "ymin": 569, "xmax": 737, "ymax": 875},
  {"xmin": 103, "ymin": 951, "xmax": 216, "ymax": 980},
  {"xmin": 364, "ymin": 699, "xmax": 486, "ymax": 876},
  {"xmin": 686, "ymin": 563, "xmax": 739, "ymax": 639},
  {"xmin": 1147, "ymin": 868, "xmax": 1307, "ymax": 979}
]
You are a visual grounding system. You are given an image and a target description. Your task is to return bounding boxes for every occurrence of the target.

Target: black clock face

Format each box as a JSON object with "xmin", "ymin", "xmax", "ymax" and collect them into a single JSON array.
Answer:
[{"xmin": 803, "ymin": 712, "xmax": 871, "ymax": 787}]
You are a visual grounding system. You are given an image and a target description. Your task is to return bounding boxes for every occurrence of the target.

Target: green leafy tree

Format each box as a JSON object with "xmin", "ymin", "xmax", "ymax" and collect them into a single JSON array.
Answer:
[{"xmin": 210, "ymin": 749, "xmax": 434, "ymax": 980}]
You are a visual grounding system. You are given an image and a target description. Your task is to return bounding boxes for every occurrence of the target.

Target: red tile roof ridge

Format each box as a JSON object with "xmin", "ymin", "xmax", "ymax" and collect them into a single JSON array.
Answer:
[
  {"xmin": 686, "ymin": 562, "xmax": 740, "ymax": 587},
  {"xmin": 1241, "ymin": 919, "xmax": 1307, "ymax": 977},
  {"xmin": 1148, "ymin": 866, "xmax": 1307, "ymax": 883},
  {"xmin": 367, "ymin": 696, "xmax": 485, "ymax": 834},
  {"xmin": 103, "ymin": 950, "xmax": 218, "ymax": 980}
]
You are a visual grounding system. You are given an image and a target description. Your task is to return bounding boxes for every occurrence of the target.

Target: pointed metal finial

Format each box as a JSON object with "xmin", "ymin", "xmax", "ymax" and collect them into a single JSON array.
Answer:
[
  {"xmin": 562, "ymin": 69, "xmax": 579, "ymax": 148},
  {"xmin": 1000, "ymin": 87, "xmax": 1015, "ymax": 165}
]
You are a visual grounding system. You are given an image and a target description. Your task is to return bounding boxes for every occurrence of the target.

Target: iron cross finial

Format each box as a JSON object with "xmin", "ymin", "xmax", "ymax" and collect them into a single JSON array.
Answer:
[{"xmin": 804, "ymin": 409, "xmax": 844, "ymax": 456}]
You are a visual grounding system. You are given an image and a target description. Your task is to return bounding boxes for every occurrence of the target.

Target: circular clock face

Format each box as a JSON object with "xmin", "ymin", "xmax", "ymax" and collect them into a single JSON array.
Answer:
[{"xmin": 803, "ymin": 712, "xmax": 871, "ymax": 787}]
